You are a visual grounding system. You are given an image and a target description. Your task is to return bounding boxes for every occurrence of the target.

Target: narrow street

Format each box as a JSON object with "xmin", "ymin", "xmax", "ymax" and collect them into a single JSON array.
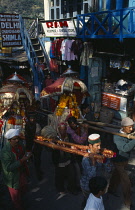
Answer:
[
  {"xmin": 1, "ymin": 145, "xmax": 135, "ymax": 210},
  {"xmin": 22, "ymin": 148, "xmax": 135, "ymax": 210}
]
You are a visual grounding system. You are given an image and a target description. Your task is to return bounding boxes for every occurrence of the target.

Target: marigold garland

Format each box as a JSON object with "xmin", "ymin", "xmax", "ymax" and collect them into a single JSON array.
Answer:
[{"xmin": 55, "ymin": 93, "xmax": 80, "ymax": 118}]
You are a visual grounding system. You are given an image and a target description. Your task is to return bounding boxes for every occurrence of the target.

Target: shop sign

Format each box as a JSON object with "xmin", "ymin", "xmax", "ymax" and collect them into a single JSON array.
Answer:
[
  {"xmin": 42, "ymin": 19, "xmax": 76, "ymax": 37},
  {"xmin": 0, "ymin": 13, "xmax": 22, "ymax": 47},
  {"xmin": 102, "ymin": 92, "xmax": 121, "ymax": 111}
]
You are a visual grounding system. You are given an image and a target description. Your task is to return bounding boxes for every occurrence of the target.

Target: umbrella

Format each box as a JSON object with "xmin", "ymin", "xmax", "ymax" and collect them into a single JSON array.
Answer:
[
  {"xmin": 61, "ymin": 69, "xmax": 78, "ymax": 76},
  {"xmin": 41, "ymin": 77, "xmax": 88, "ymax": 97},
  {"xmin": 0, "ymin": 83, "xmax": 33, "ymax": 118}
]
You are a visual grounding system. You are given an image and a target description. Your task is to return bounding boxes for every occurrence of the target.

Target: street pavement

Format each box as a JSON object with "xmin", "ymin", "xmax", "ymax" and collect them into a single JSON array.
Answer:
[{"xmin": 1, "ymin": 147, "xmax": 135, "ymax": 210}]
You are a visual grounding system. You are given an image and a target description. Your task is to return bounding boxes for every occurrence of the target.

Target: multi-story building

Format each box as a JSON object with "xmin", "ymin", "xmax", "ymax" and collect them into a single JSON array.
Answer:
[
  {"xmin": 44, "ymin": 0, "xmax": 131, "ymax": 21},
  {"xmin": 44, "ymin": 0, "xmax": 94, "ymax": 20},
  {"xmin": 43, "ymin": 0, "xmax": 135, "ymax": 122}
]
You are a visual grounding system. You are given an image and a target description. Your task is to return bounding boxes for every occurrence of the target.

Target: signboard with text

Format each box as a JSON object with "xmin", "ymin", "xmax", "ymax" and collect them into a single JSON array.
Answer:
[
  {"xmin": 42, "ymin": 19, "xmax": 76, "ymax": 37},
  {"xmin": 0, "ymin": 13, "xmax": 22, "ymax": 47}
]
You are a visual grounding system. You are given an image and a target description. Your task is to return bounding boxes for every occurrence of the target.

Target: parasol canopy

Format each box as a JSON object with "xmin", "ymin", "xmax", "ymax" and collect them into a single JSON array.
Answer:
[
  {"xmin": 0, "ymin": 83, "xmax": 33, "ymax": 118},
  {"xmin": 8, "ymin": 72, "xmax": 24, "ymax": 82},
  {"xmin": 61, "ymin": 69, "xmax": 78, "ymax": 76},
  {"xmin": 4, "ymin": 72, "xmax": 30, "ymax": 88},
  {"xmin": 40, "ymin": 77, "xmax": 89, "ymax": 98}
]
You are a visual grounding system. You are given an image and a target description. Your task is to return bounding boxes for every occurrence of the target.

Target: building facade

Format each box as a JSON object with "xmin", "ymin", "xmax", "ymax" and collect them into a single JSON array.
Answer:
[
  {"xmin": 44, "ymin": 0, "xmax": 94, "ymax": 20},
  {"xmin": 44, "ymin": 0, "xmax": 131, "ymax": 21}
]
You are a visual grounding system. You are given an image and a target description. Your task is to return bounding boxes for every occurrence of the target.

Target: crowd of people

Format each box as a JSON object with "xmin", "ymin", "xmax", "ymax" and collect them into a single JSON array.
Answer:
[{"xmin": 0, "ymin": 99, "xmax": 135, "ymax": 210}]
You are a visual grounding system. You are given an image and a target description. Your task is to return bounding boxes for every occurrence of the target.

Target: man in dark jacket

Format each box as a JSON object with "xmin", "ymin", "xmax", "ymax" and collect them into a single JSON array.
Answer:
[
  {"xmin": 52, "ymin": 122, "xmax": 76, "ymax": 197},
  {"xmin": 25, "ymin": 114, "xmax": 43, "ymax": 181},
  {"xmin": 25, "ymin": 114, "xmax": 36, "ymax": 152}
]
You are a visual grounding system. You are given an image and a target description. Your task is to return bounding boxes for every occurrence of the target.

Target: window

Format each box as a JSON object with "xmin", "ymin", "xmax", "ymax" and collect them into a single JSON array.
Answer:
[
  {"xmin": 69, "ymin": 6, "xmax": 73, "ymax": 17},
  {"xmin": 110, "ymin": 0, "xmax": 116, "ymax": 10},
  {"xmin": 69, "ymin": 0, "xmax": 73, "ymax": 4},
  {"xmin": 84, "ymin": 3, "xmax": 88, "ymax": 13},
  {"xmin": 56, "ymin": 8, "xmax": 60, "ymax": 19},
  {"xmin": 123, "ymin": 0, "xmax": 129, "ymax": 8},
  {"xmin": 77, "ymin": 4, "xmax": 82, "ymax": 14},
  {"xmin": 56, "ymin": 0, "xmax": 59, "ymax": 6},
  {"xmin": 51, "ymin": 9, "xmax": 54, "ymax": 19},
  {"xmin": 63, "ymin": 6, "xmax": 67, "ymax": 18},
  {"xmin": 102, "ymin": 0, "xmax": 106, "ymax": 10},
  {"xmin": 63, "ymin": 7, "xmax": 67, "ymax": 13},
  {"xmin": 51, "ymin": 0, "xmax": 54, "ymax": 7},
  {"xmin": 63, "ymin": 13, "xmax": 67, "ymax": 18}
]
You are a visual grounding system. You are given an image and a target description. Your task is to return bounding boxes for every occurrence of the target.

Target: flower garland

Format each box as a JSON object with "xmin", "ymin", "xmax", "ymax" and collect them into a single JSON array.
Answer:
[{"xmin": 55, "ymin": 93, "xmax": 80, "ymax": 118}]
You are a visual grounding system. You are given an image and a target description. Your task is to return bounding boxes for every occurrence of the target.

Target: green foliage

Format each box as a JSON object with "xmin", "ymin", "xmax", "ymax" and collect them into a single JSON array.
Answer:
[{"xmin": 0, "ymin": 0, "xmax": 44, "ymax": 18}]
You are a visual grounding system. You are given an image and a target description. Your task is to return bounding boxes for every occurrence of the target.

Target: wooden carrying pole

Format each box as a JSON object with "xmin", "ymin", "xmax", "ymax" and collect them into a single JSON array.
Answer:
[
  {"xmin": 34, "ymin": 139, "xmax": 115, "ymax": 158},
  {"xmin": 84, "ymin": 123, "xmax": 135, "ymax": 139},
  {"xmin": 78, "ymin": 119, "xmax": 121, "ymax": 129},
  {"xmin": 36, "ymin": 136, "xmax": 89, "ymax": 150},
  {"xmin": 34, "ymin": 139, "xmax": 88, "ymax": 156}
]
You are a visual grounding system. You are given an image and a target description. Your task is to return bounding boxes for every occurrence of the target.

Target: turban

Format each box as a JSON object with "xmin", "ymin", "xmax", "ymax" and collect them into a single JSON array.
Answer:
[
  {"xmin": 88, "ymin": 134, "xmax": 101, "ymax": 144},
  {"xmin": 121, "ymin": 117, "xmax": 134, "ymax": 127},
  {"xmin": 5, "ymin": 129, "xmax": 20, "ymax": 139}
]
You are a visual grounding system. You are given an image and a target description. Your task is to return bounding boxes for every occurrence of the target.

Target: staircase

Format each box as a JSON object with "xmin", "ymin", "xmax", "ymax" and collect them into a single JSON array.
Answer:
[
  {"xmin": 31, "ymin": 38, "xmax": 44, "ymax": 61},
  {"xmin": 19, "ymin": 16, "xmax": 50, "ymax": 99}
]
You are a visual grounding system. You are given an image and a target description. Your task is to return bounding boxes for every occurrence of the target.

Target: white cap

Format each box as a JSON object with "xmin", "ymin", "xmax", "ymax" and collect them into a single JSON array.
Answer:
[
  {"xmin": 5, "ymin": 129, "xmax": 20, "ymax": 139},
  {"xmin": 88, "ymin": 134, "xmax": 101, "ymax": 144},
  {"xmin": 121, "ymin": 117, "xmax": 134, "ymax": 127}
]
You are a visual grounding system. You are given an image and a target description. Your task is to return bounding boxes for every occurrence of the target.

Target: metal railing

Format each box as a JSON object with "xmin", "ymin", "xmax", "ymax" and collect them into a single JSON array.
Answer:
[
  {"xmin": 19, "ymin": 16, "xmax": 40, "ymax": 99},
  {"xmin": 38, "ymin": 37, "xmax": 50, "ymax": 70},
  {"xmin": 77, "ymin": 7, "xmax": 135, "ymax": 42},
  {"xmin": 19, "ymin": 16, "xmax": 51, "ymax": 99}
]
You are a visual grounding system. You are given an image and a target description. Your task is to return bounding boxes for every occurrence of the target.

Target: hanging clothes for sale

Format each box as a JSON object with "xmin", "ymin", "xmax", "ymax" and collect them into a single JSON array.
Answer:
[
  {"xmin": 60, "ymin": 39, "xmax": 68, "ymax": 61},
  {"xmin": 64, "ymin": 39, "xmax": 77, "ymax": 61},
  {"xmin": 79, "ymin": 42, "xmax": 93, "ymax": 82},
  {"xmin": 55, "ymin": 38, "xmax": 64, "ymax": 59},
  {"xmin": 71, "ymin": 39, "xmax": 83, "ymax": 60},
  {"xmin": 80, "ymin": 42, "xmax": 93, "ymax": 66},
  {"xmin": 50, "ymin": 41, "xmax": 56, "ymax": 58}
]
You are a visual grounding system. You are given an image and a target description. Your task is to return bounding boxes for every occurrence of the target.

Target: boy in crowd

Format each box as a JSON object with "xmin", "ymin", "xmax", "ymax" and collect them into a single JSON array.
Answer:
[{"xmin": 84, "ymin": 176, "xmax": 107, "ymax": 210}]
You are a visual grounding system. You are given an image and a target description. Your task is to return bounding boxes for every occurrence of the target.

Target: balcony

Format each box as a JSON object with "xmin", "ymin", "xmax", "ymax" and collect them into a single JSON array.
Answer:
[{"xmin": 76, "ymin": 7, "xmax": 135, "ymax": 42}]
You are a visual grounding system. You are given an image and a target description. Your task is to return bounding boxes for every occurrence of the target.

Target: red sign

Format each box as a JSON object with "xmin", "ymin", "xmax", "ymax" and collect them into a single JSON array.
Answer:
[
  {"xmin": 102, "ymin": 92, "xmax": 121, "ymax": 110},
  {"xmin": 0, "ymin": 13, "xmax": 22, "ymax": 47},
  {"xmin": 46, "ymin": 21, "xmax": 68, "ymax": 28}
]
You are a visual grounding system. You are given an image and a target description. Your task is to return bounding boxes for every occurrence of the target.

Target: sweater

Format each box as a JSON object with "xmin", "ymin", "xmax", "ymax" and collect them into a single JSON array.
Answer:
[
  {"xmin": 113, "ymin": 133, "xmax": 135, "ymax": 162},
  {"xmin": 0, "ymin": 141, "xmax": 27, "ymax": 189}
]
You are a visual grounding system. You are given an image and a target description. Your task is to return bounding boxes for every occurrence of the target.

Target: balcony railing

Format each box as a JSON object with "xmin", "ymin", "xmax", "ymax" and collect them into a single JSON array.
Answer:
[{"xmin": 76, "ymin": 7, "xmax": 135, "ymax": 42}]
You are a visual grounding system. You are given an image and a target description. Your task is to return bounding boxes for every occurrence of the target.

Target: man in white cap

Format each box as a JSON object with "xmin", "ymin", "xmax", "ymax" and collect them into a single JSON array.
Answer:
[
  {"xmin": 108, "ymin": 117, "xmax": 135, "ymax": 208},
  {"xmin": 1, "ymin": 129, "xmax": 32, "ymax": 210},
  {"xmin": 80, "ymin": 133, "xmax": 113, "ymax": 207}
]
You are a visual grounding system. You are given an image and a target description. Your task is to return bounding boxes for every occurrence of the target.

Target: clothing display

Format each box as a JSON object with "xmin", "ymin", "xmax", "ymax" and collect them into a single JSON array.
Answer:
[{"xmin": 80, "ymin": 42, "xmax": 93, "ymax": 66}]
